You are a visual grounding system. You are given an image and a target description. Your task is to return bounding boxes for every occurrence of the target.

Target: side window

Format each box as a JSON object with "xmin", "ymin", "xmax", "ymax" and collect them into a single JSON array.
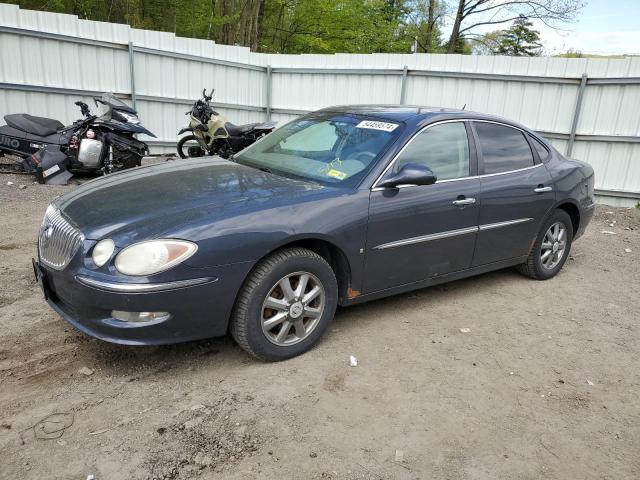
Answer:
[
  {"xmin": 474, "ymin": 122, "xmax": 534, "ymax": 174},
  {"xmin": 395, "ymin": 122, "xmax": 470, "ymax": 181},
  {"xmin": 529, "ymin": 135, "xmax": 550, "ymax": 162}
]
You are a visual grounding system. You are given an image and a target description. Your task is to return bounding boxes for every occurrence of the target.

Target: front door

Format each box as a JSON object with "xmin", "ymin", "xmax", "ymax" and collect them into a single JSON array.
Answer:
[
  {"xmin": 471, "ymin": 121, "xmax": 556, "ymax": 266},
  {"xmin": 363, "ymin": 121, "xmax": 480, "ymax": 293}
]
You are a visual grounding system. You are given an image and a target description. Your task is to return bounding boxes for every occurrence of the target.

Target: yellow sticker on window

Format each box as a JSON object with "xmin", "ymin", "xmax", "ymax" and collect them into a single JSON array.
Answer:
[{"xmin": 327, "ymin": 169, "xmax": 347, "ymax": 180}]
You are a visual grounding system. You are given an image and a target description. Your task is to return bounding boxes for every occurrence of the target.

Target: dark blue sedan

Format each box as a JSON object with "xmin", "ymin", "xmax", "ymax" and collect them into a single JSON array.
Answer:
[{"xmin": 33, "ymin": 106, "xmax": 595, "ymax": 360}]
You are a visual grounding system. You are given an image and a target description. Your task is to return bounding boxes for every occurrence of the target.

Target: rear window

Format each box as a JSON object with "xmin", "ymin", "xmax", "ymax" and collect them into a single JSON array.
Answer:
[{"xmin": 474, "ymin": 122, "xmax": 534, "ymax": 174}]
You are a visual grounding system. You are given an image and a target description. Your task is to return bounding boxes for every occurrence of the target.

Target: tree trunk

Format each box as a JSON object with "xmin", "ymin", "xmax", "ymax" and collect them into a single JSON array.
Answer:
[
  {"xmin": 425, "ymin": 0, "xmax": 435, "ymax": 52},
  {"xmin": 252, "ymin": 0, "xmax": 265, "ymax": 51},
  {"xmin": 447, "ymin": 0, "xmax": 465, "ymax": 53}
]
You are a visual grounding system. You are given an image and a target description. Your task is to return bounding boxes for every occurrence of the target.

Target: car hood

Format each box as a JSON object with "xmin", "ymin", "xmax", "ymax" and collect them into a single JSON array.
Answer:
[{"xmin": 54, "ymin": 157, "xmax": 330, "ymax": 243}]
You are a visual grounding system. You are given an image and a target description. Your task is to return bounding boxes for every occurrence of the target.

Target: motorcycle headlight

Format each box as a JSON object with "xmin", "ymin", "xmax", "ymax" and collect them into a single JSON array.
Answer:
[
  {"xmin": 92, "ymin": 239, "xmax": 115, "ymax": 267},
  {"xmin": 114, "ymin": 240, "xmax": 197, "ymax": 276},
  {"xmin": 118, "ymin": 111, "xmax": 140, "ymax": 124}
]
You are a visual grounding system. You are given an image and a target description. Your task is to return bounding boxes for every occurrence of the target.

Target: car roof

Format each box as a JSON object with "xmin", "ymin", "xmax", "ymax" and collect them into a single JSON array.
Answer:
[{"xmin": 316, "ymin": 104, "xmax": 528, "ymax": 130}]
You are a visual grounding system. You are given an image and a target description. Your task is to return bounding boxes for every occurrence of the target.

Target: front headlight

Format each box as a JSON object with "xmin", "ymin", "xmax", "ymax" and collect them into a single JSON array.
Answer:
[
  {"xmin": 118, "ymin": 111, "xmax": 140, "ymax": 124},
  {"xmin": 114, "ymin": 240, "xmax": 197, "ymax": 276}
]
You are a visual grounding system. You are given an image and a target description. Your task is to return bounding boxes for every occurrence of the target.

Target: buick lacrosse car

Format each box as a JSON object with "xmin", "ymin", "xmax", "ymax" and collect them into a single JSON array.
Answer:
[{"xmin": 33, "ymin": 106, "xmax": 595, "ymax": 360}]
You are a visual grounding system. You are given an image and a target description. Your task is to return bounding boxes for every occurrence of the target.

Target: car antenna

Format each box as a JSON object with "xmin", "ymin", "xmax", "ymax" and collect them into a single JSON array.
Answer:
[{"xmin": 461, "ymin": 104, "xmax": 466, "ymax": 110}]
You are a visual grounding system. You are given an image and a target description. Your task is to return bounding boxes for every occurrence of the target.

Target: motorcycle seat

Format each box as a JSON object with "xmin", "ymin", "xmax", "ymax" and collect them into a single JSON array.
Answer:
[
  {"xmin": 4, "ymin": 114, "xmax": 64, "ymax": 137},
  {"xmin": 225, "ymin": 122, "xmax": 260, "ymax": 136}
]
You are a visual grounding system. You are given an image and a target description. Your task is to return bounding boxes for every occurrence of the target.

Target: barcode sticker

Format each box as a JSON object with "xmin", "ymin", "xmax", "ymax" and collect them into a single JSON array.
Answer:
[{"xmin": 356, "ymin": 120, "xmax": 399, "ymax": 132}]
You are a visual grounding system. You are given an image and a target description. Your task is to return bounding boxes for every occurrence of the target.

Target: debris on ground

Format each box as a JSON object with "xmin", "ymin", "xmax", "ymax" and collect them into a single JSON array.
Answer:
[
  {"xmin": 624, "ymin": 248, "xmax": 632, "ymax": 253},
  {"xmin": 144, "ymin": 395, "xmax": 261, "ymax": 479},
  {"xmin": 310, "ymin": 451, "xmax": 318, "ymax": 458},
  {"xmin": 394, "ymin": 449, "xmax": 404, "ymax": 462},
  {"xmin": 20, "ymin": 412, "xmax": 75, "ymax": 444},
  {"xmin": 349, "ymin": 355, "xmax": 358, "ymax": 367},
  {"xmin": 587, "ymin": 379, "xmax": 595, "ymax": 386},
  {"xmin": 459, "ymin": 328, "xmax": 471, "ymax": 333},
  {"xmin": 6, "ymin": 181, "xmax": 13, "ymax": 186},
  {"xmin": 601, "ymin": 230, "xmax": 616, "ymax": 234},
  {"xmin": 78, "ymin": 367, "xmax": 94, "ymax": 376}
]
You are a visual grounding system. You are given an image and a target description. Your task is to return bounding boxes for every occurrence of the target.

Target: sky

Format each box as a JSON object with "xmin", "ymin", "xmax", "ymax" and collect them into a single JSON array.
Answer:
[
  {"xmin": 535, "ymin": 0, "xmax": 640, "ymax": 55},
  {"xmin": 465, "ymin": 0, "xmax": 640, "ymax": 56}
]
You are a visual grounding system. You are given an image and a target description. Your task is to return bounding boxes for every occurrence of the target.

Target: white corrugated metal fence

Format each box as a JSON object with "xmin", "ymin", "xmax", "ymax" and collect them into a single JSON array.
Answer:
[{"xmin": 1, "ymin": 4, "xmax": 639, "ymax": 205}]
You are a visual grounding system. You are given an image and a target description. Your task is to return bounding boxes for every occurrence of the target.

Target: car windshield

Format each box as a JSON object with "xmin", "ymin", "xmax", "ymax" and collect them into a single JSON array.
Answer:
[{"xmin": 234, "ymin": 113, "xmax": 401, "ymax": 187}]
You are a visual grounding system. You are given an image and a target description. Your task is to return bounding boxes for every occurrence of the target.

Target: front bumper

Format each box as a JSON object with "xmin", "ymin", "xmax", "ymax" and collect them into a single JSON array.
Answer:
[{"xmin": 33, "ymin": 258, "xmax": 252, "ymax": 345}]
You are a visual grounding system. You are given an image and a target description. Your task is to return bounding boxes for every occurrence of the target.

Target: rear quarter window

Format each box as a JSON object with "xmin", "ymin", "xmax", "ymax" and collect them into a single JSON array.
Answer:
[
  {"xmin": 474, "ymin": 122, "xmax": 534, "ymax": 174},
  {"xmin": 529, "ymin": 135, "xmax": 550, "ymax": 162}
]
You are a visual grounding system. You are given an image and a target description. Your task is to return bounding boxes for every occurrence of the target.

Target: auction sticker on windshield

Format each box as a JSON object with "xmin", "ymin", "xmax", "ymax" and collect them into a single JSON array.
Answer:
[
  {"xmin": 356, "ymin": 120, "xmax": 399, "ymax": 132},
  {"xmin": 327, "ymin": 169, "xmax": 347, "ymax": 180}
]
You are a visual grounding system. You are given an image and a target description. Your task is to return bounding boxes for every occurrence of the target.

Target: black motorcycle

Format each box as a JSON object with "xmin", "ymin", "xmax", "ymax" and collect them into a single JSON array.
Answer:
[
  {"xmin": 177, "ymin": 88, "xmax": 276, "ymax": 159},
  {"xmin": 0, "ymin": 93, "xmax": 155, "ymax": 184}
]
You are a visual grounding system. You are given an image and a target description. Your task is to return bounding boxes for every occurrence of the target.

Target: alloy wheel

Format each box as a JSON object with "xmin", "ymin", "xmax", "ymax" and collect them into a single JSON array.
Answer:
[
  {"xmin": 261, "ymin": 271, "xmax": 326, "ymax": 346},
  {"xmin": 540, "ymin": 221, "xmax": 567, "ymax": 270}
]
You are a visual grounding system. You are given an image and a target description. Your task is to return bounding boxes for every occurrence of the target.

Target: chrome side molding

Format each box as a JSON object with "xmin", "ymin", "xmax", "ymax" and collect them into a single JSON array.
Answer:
[
  {"xmin": 76, "ymin": 275, "xmax": 217, "ymax": 292},
  {"xmin": 373, "ymin": 218, "xmax": 534, "ymax": 250},
  {"xmin": 478, "ymin": 218, "xmax": 534, "ymax": 231},
  {"xmin": 374, "ymin": 226, "xmax": 478, "ymax": 250}
]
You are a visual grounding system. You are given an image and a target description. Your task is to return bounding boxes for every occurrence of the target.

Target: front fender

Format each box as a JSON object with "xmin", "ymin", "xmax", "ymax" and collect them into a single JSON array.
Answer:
[{"xmin": 178, "ymin": 127, "xmax": 193, "ymax": 135}]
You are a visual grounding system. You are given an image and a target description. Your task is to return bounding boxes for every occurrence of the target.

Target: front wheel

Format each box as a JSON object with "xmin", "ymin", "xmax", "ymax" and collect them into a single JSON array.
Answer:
[
  {"xmin": 517, "ymin": 209, "xmax": 573, "ymax": 280},
  {"xmin": 177, "ymin": 135, "xmax": 205, "ymax": 159},
  {"xmin": 230, "ymin": 248, "xmax": 338, "ymax": 361}
]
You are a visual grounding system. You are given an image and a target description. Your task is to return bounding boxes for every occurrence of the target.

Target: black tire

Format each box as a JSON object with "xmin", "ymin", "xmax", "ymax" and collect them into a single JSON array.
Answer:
[
  {"xmin": 517, "ymin": 209, "xmax": 573, "ymax": 280},
  {"xmin": 230, "ymin": 248, "xmax": 338, "ymax": 361},
  {"xmin": 177, "ymin": 135, "xmax": 204, "ymax": 159}
]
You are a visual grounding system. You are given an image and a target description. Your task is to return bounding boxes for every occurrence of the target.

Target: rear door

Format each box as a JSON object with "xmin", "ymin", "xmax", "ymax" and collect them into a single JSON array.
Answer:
[
  {"xmin": 471, "ymin": 121, "xmax": 555, "ymax": 266},
  {"xmin": 363, "ymin": 121, "xmax": 480, "ymax": 293}
]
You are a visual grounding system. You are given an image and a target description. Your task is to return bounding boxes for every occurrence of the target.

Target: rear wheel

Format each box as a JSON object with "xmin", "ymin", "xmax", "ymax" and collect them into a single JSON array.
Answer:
[
  {"xmin": 517, "ymin": 209, "xmax": 573, "ymax": 280},
  {"xmin": 230, "ymin": 248, "xmax": 338, "ymax": 361}
]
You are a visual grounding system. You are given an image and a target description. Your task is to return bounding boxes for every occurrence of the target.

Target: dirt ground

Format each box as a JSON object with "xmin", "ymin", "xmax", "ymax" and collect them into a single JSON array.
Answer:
[{"xmin": 0, "ymin": 167, "xmax": 639, "ymax": 480}]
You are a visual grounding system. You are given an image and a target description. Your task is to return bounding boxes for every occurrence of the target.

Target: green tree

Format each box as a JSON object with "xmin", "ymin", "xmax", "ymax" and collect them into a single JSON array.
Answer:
[
  {"xmin": 469, "ymin": 30, "xmax": 503, "ymax": 55},
  {"xmin": 405, "ymin": 0, "xmax": 446, "ymax": 53},
  {"xmin": 496, "ymin": 15, "xmax": 542, "ymax": 56},
  {"xmin": 446, "ymin": 0, "xmax": 583, "ymax": 54},
  {"xmin": 259, "ymin": 0, "xmax": 410, "ymax": 53}
]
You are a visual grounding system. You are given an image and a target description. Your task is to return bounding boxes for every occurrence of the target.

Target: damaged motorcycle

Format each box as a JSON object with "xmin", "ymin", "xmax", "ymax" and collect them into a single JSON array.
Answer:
[
  {"xmin": 0, "ymin": 93, "xmax": 154, "ymax": 184},
  {"xmin": 177, "ymin": 88, "xmax": 276, "ymax": 159}
]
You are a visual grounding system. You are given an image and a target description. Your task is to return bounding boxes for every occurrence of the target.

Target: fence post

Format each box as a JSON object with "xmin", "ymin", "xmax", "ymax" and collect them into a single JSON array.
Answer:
[
  {"xmin": 400, "ymin": 65, "xmax": 408, "ymax": 104},
  {"xmin": 566, "ymin": 73, "xmax": 587, "ymax": 157},
  {"xmin": 128, "ymin": 42, "xmax": 137, "ymax": 109},
  {"xmin": 265, "ymin": 65, "xmax": 272, "ymax": 121}
]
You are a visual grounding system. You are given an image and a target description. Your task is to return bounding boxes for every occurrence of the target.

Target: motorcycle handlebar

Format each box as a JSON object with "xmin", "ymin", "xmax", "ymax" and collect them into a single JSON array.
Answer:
[
  {"xmin": 75, "ymin": 101, "xmax": 91, "ymax": 118},
  {"xmin": 202, "ymin": 88, "xmax": 214, "ymax": 102}
]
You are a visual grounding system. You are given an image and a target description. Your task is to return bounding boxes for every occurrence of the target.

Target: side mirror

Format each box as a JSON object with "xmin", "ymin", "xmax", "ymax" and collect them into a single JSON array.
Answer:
[{"xmin": 376, "ymin": 163, "xmax": 437, "ymax": 189}]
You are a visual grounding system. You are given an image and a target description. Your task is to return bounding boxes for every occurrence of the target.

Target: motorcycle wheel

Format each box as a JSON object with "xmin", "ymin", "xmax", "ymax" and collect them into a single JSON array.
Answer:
[{"xmin": 177, "ymin": 135, "xmax": 206, "ymax": 159}]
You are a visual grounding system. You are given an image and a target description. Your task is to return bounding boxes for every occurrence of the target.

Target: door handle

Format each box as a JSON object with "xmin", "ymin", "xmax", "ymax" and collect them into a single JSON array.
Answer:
[
  {"xmin": 452, "ymin": 197, "xmax": 476, "ymax": 206},
  {"xmin": 534, "ymin": 186, "xmax": 553, "ymax": 193}
]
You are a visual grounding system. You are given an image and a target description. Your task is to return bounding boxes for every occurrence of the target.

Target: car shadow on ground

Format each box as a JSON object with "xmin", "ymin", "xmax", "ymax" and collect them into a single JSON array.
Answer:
[{"xmin": 70, "ymin": 265, "xmax": 530, "ymax": 375}]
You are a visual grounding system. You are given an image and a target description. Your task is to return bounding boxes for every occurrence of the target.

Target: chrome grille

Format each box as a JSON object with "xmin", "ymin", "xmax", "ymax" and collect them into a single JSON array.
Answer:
[{"xmin": 38, "ymin": 206, "xmax": 84, "ymax": 270}]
